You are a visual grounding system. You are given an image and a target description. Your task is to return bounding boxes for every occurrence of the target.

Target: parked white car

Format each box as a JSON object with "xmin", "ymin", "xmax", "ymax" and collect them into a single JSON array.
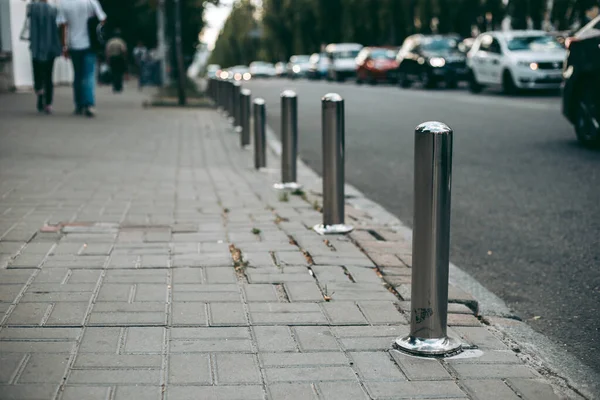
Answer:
[
  {"xmin": 325, "ymin": 43, "xmax": 363, "ymax": 81},
  {"xmin": 249, "ymin": 61, "xmax": 276, "ymax": 78},
  {"xmin": 467, "ymin": 30, "xmax": 566, "ymax": 93}
]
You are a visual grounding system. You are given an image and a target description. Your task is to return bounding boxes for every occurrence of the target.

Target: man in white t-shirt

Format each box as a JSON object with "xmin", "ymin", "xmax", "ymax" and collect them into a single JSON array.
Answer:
[{"xmin": 57, "ymin": 0, "xmax": 106, "ymax": 117}]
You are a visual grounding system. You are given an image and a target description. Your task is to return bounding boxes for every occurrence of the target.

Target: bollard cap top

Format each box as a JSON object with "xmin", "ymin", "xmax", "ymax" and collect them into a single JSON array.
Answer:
[
  {"xmin": 416, "ymin": 121, "xmax": 452, "ymax": 135},
  {"xmin": 322, "ymin": 93, "xmax": 343, "ymax": 103},
  {"xmin": 281, "ymin": 90, "xmax": 297, "ymax": 98},
  {"xmin": 241, "ymin": 88, "xmax": 251, "ymax": 96},
  {"xmin": 233, "ymin": 81, "xmax": 241, "ymax": 87},
  {"xmin": 253, "ymin": 98, "xmax": 266, "ymax": 106}
]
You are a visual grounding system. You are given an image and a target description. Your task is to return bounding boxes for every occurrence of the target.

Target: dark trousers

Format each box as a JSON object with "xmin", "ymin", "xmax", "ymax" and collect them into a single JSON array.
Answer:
[
  {"xmin": 109, "ymin": 55, "xmax": 126, "ymax": 92},
  {"xmin": 32, "ymin": 58, "xmax": 55, "ymax": 105}
]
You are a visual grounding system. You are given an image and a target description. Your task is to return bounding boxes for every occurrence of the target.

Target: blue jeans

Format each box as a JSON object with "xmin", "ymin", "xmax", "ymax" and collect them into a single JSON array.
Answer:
[{"xmin": 70, "ymin": 49, "xmax": 96, "ymax": 108}]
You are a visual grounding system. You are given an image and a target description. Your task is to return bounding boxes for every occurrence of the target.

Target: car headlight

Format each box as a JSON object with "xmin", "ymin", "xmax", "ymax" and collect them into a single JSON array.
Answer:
[
  {"xmin": 292, "ymin": 65, "xmax": 301, "ymax": 73},
  {"xmin": 429, "ymin": 57, "xmax": 446, "ymax": 67},
  {"xmin": 243, "ymin": 72, "xmax": 251, "ymax": 81},
  {"xmin": 517, "ymin": 61, "xmax": 538, "ymax": 70}
]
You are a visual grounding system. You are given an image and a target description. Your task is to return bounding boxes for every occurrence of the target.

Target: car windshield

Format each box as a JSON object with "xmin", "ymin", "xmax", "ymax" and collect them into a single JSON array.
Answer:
[
  {"xmin": 291, "ymin": 56, "xmax": 310, "ymax": 63},
  {"xmin": 371, "ymin": 49, "xmax": 397, "ymax": 59},
  {"xmin": 335, "ymin": 50, "xmax": 361, "ymax": 59},
  {"xmin": 507, "ymin": 35, "xmax": 563, "ymax": 51},
  {"xmin": 421, "ymin": 38, "xmax": 458, "ymax": 51}
]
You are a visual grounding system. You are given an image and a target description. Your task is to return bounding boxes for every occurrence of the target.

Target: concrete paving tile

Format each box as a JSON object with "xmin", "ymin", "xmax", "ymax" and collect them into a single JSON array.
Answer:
[
  {"xmin": 172, "ymin": 284, "xmax": 240, "ymax": 302},
  {"xmin": 0, "ymin": 384, "xmax": 58, "ymax": 400},
  {"xmin": 293, "ymin": 326, "xmax": 340, "ymax": 351},
  {"xmin": 89, "ymin": 302, "xmax": 166, "ymax": 326},
  {"xmin": 68, "ymin": 369, "xmax": 161, "ymax": 384},
  {"xmin": 73, "ymin": 354, "xmax": 162, "ymax": 368},
  {"xmin": 169, "ymin": 354, "xmax": 211, "ymax": 384},
  {"xmin": 249, "ymin": 303, "xmax": 327, "ymax": 325},
  {"xmin": 243, "ymin": 284, "xmax": 280, "ymax": 302},
  {"xmin": 209, "ymin": 303, "xmax": 247, "ymax": 326},
  {"xmin": 350, "ymin": 352, "xmax": 406, "ymax": 381},
  {"xmin": 17, "ymin": 354, "xmax": 70, "ymax": 383},
  {"xmin": 268, "ymin": 383, "xmax": 317, "ymax": 400},
  {"xmin": 317, "ymin": 382, "xmax": 370, "ymax": 400},
  {"xmin": 506, "ymin": 378, "xmax": 561, "ymax": 400},
  {"xmin": 460, "ymin": 379, "xmax": 521, "ymax": 400},
  {"xmin": 172, "ymin": 302, "xmax": 208, "ymax": 326},
  {"xmin": 449, "ymin": 363, "xmax": 540, "ymax": 379},
  {"xmin": 167, "ymin": 385, "xmax": 265, "ymax": 400},
  {"xmin": 260, "ymin": 352, "xmax": 348, "ymax": 367},
  {"xmin": 284, "ymin": 282, "xmax": 324, "ymax": 302},
  {"xmin": 253, "ymin": 326, "xmax": 297, "ymax": 352},
  {"xmin": 365, "ymin": 381, "xmax": 466, "ymax": 399},
  {"xmin": 215, "ymin": 354, "xmax": 261, "ymax": 384},
  {"xmin": 321, "ymin": 302, "xmax": 369, "ymax": 325}
]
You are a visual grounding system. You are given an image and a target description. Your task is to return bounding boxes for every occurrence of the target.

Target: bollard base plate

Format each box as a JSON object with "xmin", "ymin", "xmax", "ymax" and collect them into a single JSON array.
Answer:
[
  {"xmin": 313, "ymin": 223, "xmax": 354, "ymax": 235},
  {"xmin": 273, "ymin": 182, "xmax": 303, "ymax": 192},
  {"xmin": 393, "ymin": 336, "xmax": 462, "ymax": 358}
]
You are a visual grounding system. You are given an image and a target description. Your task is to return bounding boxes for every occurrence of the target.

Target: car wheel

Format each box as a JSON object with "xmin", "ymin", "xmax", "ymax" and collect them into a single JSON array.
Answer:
[
  {"xmin": 368, "ymin": 73, "xmax": 377, "ymax": 85},
  {"xmin": 446, "ymin": 79, "xmax": 458, "ymax": 89},
  {"xmin": 421, "ymin": 71, "xmax": 436, "ymax": 89},
  {"xmin": 398, "ymin": 72, "xmax": 411, "ymax": 88},
  {"xmin": 468, "ymin": 70, "xmax": 483, "ymax": 93},
  {"xmin": 502, "ymin": 70, "xmax": 517, "ymax": 94},
  {"xmin": 574, "ymin": 89, "xmax": 600, "ymax": 147}
]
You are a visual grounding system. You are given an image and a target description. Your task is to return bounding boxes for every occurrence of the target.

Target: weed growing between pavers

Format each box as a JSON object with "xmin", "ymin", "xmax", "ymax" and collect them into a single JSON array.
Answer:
[
  {"xmin": 251, "ymin": 227, "xmax": 261, "ymax": 235},
  {"xmin": 278, "ymin": 192, "xmax": 289, "ymax": 202}
]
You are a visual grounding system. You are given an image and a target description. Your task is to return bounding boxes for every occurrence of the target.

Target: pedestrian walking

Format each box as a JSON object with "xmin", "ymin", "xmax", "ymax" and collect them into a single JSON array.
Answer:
[
  {"xmin": 133, "ymin": 41, "xmax": 148, "ymax": 90},
  {"xmin": 25, "ymin": 0, "xmax": 62, "ymax": 114},
  {"xmin": 57, "ymin": 0, "xmax": 106, "ymax": 117},
  {"xmin": 105, "ymin": 30, "xmax": 128, "ymax": 93}
]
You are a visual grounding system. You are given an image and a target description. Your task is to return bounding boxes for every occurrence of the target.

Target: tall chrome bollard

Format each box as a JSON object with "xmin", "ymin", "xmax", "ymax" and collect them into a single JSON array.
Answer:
[
  {"xmin": 215, "ymin": 80, "xmax": 222, "ymax": 110},
  {"xmin": 313, "ymin": 93, "xmax": 353, "ymax": 235},
  {"xmin": 240, "ymin": 89, "xmax": 251, "ymax": 147},
  {"xmin": 274, "ymin": 90, "xmax": 302, "ymax": 191},
  {"xmin": 227, "ymin": 81, "xmax": 235, "ymax": 121},
  {"xmin": 394, "ymin": 122, "xmax": 462, "ymax": 358},
  {"xmin": 233, "ymin": 82, "xmax": 242, "ymax": 129},
  {"xmin": 253, "ymin": 98, "xmax": 267, "ymax": 169}
]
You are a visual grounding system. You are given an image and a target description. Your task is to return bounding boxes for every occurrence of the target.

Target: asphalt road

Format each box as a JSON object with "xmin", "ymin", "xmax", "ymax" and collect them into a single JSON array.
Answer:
[{"xmin": 244, "ymin": 78, "xmax": 600, "ymax": 374}]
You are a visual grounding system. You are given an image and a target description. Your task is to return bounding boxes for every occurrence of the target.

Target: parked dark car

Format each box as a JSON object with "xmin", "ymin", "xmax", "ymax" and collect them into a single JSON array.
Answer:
[
  {"xmin": 562, "ymin": 16, "xmax": 600, "ymax": 147},
  {"xmin": 355, "ymin": 47, "xmax": 399, "ymax": 84},
  {"xmin": 396, "ymin": 34, "xmax": 468, "ymax": 89}
]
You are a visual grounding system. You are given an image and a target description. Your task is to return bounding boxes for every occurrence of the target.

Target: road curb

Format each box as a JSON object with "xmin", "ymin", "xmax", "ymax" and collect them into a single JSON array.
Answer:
[{"xmin": 263, "ymin": 124, "xmax": 599, "ymax": 400}]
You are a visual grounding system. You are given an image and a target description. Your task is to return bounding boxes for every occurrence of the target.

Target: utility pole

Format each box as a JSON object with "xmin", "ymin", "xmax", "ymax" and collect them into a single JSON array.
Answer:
[
  {"xmin": 174, "ymin": 0, "xmax": 187, "ymax": 106},
  {"xmin": 157, "ymin": 0, "xmax": 168, "ymax": 87}
]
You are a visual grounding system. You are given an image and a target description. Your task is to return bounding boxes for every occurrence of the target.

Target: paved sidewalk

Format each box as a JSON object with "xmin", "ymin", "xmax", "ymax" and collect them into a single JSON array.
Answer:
[{"xmin": 0, "ymin": 85, "xmax": 576, "ymax": 400}]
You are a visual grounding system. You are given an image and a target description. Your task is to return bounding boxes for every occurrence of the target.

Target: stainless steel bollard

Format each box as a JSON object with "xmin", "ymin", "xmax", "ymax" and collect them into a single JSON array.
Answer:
[
  {"xmin": 313, "ymin": 93, "xmax": 353, "ymax": 235},
  {"xmin": 253, "ymin": 98, "xmax": 266, "ymax": 169},
  {"xmin": 394, "ymin": 121, "xmax": 462, "ymax": 358},
  {"xmin": 227, "ymin": 81, "xmax": 235, "ymax": 121},
  {"xmin": 233, "ymin": 82, "xmax": 242, "ymax": 131},
  {"xmin": 274, "ymin": 90, "xmax": 302, "ymax": 191},
  {"xmin": 240, "ymin": 89, "xmax": 251, "ymax": 147}
]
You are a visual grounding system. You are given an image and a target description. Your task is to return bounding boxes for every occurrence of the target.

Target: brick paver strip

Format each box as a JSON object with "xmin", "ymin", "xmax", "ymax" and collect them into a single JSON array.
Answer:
[{"xmin": 0, "ymin": 85, "xmax": 565, "ymax": 399}]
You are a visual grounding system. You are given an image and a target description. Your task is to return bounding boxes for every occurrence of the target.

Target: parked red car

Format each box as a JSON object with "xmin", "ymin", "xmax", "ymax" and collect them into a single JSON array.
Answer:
[{"xmin": 355, "ymin": 47, "xmax": 399, "ymax": 84}]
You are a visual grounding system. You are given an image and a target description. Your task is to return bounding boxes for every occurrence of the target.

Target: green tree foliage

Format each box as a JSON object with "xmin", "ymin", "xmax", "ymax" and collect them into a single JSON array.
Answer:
[
  {"xmin": 211, "ymin": 0, "xmax": 598, "ymax": 66},
  {"xmin": 209, "ymin": 0, "xmax": 259, "ymax": 67},
  {"xmin": 99, "ymin": 0, "xmax": 218, "ymax": 57}
]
